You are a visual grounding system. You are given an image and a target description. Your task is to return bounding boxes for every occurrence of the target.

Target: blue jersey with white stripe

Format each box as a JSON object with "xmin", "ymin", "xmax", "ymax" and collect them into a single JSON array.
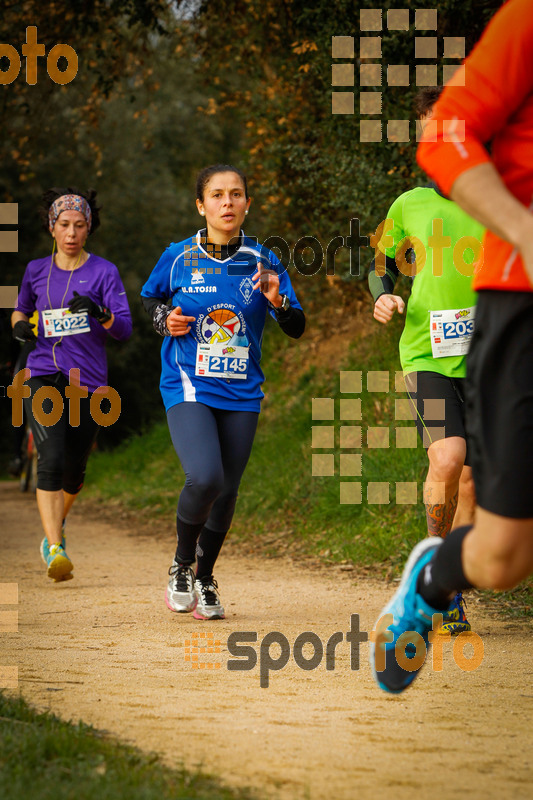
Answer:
[{"xmin": 141, "ymin": 231, "xmax": 302, "ymax": 412}]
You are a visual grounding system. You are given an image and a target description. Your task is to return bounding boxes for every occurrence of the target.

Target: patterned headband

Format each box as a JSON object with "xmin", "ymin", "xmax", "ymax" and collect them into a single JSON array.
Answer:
[{"xmin": 48, "ymin": 194, "xmax": 92, "ymax": 232}]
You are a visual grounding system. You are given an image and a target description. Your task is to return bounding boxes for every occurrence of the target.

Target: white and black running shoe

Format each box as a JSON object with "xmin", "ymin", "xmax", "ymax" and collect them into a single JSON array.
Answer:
[
  {"xmin": 165, "ymin": 561, "xmax": 197, "ymax": 613},
  {"xmin": 193, "ymin": 575, "xmax": 225, "ymax": 620}
]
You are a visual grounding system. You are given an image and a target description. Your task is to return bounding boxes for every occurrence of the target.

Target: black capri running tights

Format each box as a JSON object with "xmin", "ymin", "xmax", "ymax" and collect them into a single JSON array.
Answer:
[
  {"xmin": 167, "ymin": 402, "xmax": 259, "ymax": 533},
  {"xmin": 24, "ymin": 372, "xmax": 100, "ymax": 494}
]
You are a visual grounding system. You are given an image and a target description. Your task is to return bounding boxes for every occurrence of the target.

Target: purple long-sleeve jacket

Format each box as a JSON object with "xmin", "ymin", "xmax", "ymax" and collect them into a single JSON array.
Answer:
[{"xmin": 16, "ymin": 253, "xmax": 132, "ymax": 392}]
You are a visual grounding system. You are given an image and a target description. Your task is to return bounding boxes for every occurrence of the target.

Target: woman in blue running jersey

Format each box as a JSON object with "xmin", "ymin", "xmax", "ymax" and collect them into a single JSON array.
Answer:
[{"xmin": 141, "ymin": 164, "xmax": 305, "ymax": 620}]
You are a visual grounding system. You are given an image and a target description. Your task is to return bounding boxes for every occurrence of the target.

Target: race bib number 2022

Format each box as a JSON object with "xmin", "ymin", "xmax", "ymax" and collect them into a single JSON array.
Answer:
[{"xmin": 42, "ymin": 307, "xmax": 90, "ymax": 338}]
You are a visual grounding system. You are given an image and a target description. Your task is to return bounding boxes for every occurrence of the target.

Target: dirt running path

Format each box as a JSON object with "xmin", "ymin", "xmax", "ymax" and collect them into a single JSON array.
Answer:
[{"xmin": 1, "ymin": 482, "xmax": 531, "ymax": 799}]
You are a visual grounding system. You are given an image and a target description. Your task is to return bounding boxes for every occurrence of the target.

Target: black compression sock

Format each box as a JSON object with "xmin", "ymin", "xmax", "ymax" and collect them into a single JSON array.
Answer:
[
  {"xmin": 175, "ymin": 515, "xmax": 204, "ymax": 566},
  {"xmin": 416, "ymin": 526, "xmax": 474, "ymax": 609},
  {"xmin": 196, "ymin": 526, "xmax": 228, "ymax": 578}
]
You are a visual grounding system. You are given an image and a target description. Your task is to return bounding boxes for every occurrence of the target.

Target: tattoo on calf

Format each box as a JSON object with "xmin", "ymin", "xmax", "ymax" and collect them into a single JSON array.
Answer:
[{"xmin": 425, "ymin": 491, "xmax": 459, "ymax": 538}]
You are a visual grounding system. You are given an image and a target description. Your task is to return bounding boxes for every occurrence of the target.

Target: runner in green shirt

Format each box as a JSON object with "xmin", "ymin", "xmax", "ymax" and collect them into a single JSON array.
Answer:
[{"xmin": 367, "ymin": 88, "xmax": 485, "ymax": 634}]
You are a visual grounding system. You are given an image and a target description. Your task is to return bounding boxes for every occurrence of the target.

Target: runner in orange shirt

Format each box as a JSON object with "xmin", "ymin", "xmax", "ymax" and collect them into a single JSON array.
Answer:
[{"xmin": 370, "ymin": 0, "xmax": 533, "ymax": 693}]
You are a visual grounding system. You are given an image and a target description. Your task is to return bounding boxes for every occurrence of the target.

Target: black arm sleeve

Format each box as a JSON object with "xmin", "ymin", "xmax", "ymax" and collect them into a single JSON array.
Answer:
[
  {"xmin": 141, "ymin": 296, "xmax": 164, "ymax": 317},
  {"xmin": 141, "ymin": 295, "xmax": 175, "ymax": 337},
  {"xmin": 367, "ymin": 255, "xmax": 399, "ymax": 303},
  {"xmin": 273, "ymin": 306, "xmax": 305, "ymax": 339}
]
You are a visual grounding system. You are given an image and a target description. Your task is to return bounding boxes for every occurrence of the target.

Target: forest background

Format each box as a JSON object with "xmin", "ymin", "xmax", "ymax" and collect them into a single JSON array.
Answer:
[{"xmin": 0, "ymin": 0, "xmax": 501, "ymax": 444}]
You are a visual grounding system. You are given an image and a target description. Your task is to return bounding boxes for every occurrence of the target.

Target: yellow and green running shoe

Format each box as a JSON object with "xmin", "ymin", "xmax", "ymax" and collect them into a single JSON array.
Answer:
[
  {"xmin": 438, "ymin": 592, "xmax": 471, "ymax": 635},
  {"xmin": 41, "ymin": 532, "xmax": 73, "ymax": 582}
]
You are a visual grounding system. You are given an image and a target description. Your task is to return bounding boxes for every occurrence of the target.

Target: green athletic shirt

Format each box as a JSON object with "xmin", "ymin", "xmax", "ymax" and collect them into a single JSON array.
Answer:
[{"xmin": 378, "ymin": 186, "xmax": 484, "ymax": 378}]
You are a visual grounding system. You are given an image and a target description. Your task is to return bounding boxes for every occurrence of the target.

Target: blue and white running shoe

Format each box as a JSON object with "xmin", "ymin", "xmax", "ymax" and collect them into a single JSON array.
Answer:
[{"xmin": 370, "ymin": 537, "xmax": 443, "ymax": 694}]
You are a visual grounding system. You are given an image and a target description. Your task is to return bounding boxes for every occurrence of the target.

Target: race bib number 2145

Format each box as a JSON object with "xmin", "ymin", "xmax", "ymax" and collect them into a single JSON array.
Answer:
[{"xmin": 195, "ymin": 343, "xmax": 249, "ymax": 380}]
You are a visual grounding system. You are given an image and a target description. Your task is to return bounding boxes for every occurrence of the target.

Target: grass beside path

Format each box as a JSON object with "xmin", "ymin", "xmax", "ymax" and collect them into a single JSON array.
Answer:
[{"xmin": 0, "ymin": 692, "xmax": 257, "ymax": 800}]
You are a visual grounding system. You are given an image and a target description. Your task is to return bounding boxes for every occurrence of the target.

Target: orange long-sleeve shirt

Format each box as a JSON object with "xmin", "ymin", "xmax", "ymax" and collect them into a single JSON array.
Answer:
[{"xmin": 417, "ymin": 0, "xmax": 533, "ymax": 291}]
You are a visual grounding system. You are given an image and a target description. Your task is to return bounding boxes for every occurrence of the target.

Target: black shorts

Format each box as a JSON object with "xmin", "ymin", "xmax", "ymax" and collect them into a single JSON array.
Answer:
[
  {"xmin": 24, "ymin": 372, "xmax": 100, "ymax": 494},
  {"xmin": 404, "ymin": 371, "xmax": 469, "ymax": 465},
  {"xmin": 465, "ymin": 289, "xmax": 533, "ymax": 518}
]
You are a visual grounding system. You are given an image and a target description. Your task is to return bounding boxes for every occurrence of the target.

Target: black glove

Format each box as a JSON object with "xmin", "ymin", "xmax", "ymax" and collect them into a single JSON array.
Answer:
[
  {"xmin": 68, "ymin": 291, "xmax": 112, "ymax": 323},
  {"xmin": 13, "ymin": 320, "xmax": 36, "ymax": 343}
]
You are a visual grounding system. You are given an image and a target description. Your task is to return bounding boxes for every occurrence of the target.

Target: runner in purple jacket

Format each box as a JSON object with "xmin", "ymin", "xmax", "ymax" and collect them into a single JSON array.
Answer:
[{"xmin": 12, "ymin": 187, "xmax": 132, "ymax": 582}]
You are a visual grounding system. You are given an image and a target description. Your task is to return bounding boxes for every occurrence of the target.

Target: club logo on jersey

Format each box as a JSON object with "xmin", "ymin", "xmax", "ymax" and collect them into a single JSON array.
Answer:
[
  {"xmin": 183, "ymin": 270, "xmax": 217, "ymax": 293},
  {"xmin": 239, "ymin": 277, "xmax": 254, "ymax": 305},
  {"xmin": 196, "ymin": 304, "xmax": 249, "ymax": 347}
]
